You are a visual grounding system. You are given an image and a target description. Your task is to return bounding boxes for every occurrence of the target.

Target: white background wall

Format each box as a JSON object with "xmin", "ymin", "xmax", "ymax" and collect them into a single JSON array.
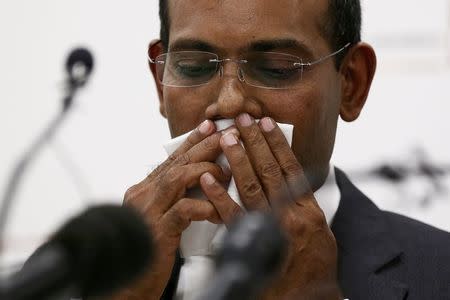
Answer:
[{"xmin": 0, "ymin": 0, "xmax": 449, "ymax": 270}]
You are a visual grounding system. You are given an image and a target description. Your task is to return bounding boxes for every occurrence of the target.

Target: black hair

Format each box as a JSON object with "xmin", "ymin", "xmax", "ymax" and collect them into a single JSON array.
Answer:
[
  {"xmin": 158, "ymin": 0, "xmax": 361, "ymax": 68},
  {"xmin": 324, "ymin": 0, "xmax": 362, "ymax": 66},
  {"xmin": 159, "ymin": 0, "xmax": 170, "ymax": 50}
]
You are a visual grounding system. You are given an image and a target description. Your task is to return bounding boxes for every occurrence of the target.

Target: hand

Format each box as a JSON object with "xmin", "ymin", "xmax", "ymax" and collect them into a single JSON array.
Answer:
[
  {"xmin": 111, "ymin": 120, "xmax": 231, "ymax": 300},
  {"xmin": 199, "ymin": 114, "xmax": 342, "ymax": 300}
]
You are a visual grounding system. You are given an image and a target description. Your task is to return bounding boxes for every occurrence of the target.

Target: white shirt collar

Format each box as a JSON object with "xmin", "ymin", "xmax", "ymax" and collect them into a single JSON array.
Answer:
[{"xmin": 314, "ymin": 165, "xmax": 341, "ymax": 225}]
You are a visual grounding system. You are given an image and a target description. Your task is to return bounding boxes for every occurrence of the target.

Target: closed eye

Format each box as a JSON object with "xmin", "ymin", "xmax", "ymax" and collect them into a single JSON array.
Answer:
[{"xmin": 174, "ymin": 60, "xmax": 216, "ymax": 78}]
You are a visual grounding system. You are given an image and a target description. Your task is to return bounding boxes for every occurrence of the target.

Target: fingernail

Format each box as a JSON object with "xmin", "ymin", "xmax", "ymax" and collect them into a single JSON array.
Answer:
[
  {"xmin": 222, "ymin": 132, "xmax": 238, "ymax": 146},
  {"xmin": 260, "ymin": 117, "xmax": 275, "ymax": 132},
  {"xmin": 222, "ymin": 127, "xmax": 239, "ymax": 136},
  {"xmin": 237, "ymin": 113, "xmax": 253, "ymax": 127},
  {"xmin": 202, "ymin": 172, "xmax": 216, "ymax": 185},
  {"xmin": 198, "ymin": 120, "xmax": 211, "ymax": 135}
]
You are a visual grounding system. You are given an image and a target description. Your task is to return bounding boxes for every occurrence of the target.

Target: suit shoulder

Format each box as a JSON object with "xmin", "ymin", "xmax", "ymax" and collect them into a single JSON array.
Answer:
[
  {"xmin": 381, "ymin": 211, "xmax": 450, "ymax": 294},
  {"xmin": 382, "ymin": 210, "xmax": 450, "ymax": 251}
]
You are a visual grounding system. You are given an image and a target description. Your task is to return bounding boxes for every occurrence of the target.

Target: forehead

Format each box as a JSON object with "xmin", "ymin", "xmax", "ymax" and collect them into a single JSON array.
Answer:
[{"xmin": 168, "ymin": 0, "xmax": 330, "ymax": 54}]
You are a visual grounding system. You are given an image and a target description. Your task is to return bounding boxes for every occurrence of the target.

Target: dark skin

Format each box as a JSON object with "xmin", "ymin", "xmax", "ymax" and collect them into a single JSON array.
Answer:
[{"xmin": 110, "ymin": 0, "xmax": 376, "ymax": 299}]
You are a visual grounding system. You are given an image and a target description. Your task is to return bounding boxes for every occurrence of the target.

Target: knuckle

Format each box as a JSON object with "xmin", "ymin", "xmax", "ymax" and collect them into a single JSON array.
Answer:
[
  {"xmin": 196, "ymin": 162, "xmax": 217, "ymax": 178},
  {"xmin": 208, "ymin": 163, "xmax": 224, "ymax": 177},
  {"xmin": 123, "ymin": 183, "xmax": 152, "ymax": 210},
  {"xmin": 123, "ymin": 185, "xmax": 139, "ymax": 205},
  {"xmin": 201, "ymin": 135, "xmax": 216, "ymax": 151},
  {"xmin": 310, "ymin": 208, "xmax": 327, "ymax": 228},
  {"xmin": 170, "ymin": 201, "xmax": 190, "ymax": 228},
  {"xmin": 229, "ymin": 204, "xmax": 243, "ymax": 219},
  {"xmin": 185, "ymin": 134, "xmax": 197, "ymax": 147},
  {"xmin": 272, "ymin": 134, "xmax": 289, "ymax": 150},
  {"xmin": 164, "ymin": 168, "xmax": 184, "ymax": 186},
  {"xmin": 281, "ymin": 160, "xmax": 302, "ymax": 176},
  {"xmin": 124, "ymin": 182, "xmax": 149, "ymax": 201},
  {"xmin": 214, "ymin": 185, "xmax": 229, "ymax": 199},
  {"xmin": 260, "ymin": 162, "xmax": 282, "ymax": 180},
  {"xmin": 171, "ymin": 201, "xmax": 184, "ymax": 215},
  {"xmin": 170, "ymin": 212, "xmax": 188, "ymax": 232},
  {"xmin": 241, "ymin": 180, "xmax": 263, "ymax": 199},
  {"xmin": 150, "ymin": 163, "xmax": 164, "ymax": 176},
  {"xmin": 202, "ymin": 135, "xmax": 221, "ymax": 155},
  {"xmin": 186, "ymin": 129, "xmax": 202, "ymax": 146},
  {"xmin": 246, "ymin": 129, "xmax": 263, "ymax": 146},
  {"xmin": 174, "ymin": 153, "xmax": 191, "ymax": 165},
  {"xmin": 167, "ymin": 153, "xmax": 178, "ymax": 163}
]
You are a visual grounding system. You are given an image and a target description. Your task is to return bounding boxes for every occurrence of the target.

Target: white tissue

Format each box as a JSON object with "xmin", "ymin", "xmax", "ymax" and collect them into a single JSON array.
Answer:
[{"xmin": 163, "ymin": 119, "xmax": 293, "ymax": 258}]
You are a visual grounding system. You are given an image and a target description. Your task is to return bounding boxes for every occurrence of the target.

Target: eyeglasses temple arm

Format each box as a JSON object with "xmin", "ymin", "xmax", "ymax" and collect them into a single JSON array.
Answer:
[
  {"xmin": 148, "ymin": 56, "xmax": 167, "ymax": 65},
  {"xmin": 297, "ymin": 42, "xmax": 352, "ymax": 68}
]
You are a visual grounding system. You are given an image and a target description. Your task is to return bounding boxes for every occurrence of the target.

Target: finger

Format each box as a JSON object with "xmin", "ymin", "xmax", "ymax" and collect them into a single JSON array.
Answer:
[
  {"xmin": 161, "ymin": 198, "xmax": 221, "ymax": 236},
  {"xmin": 220, "ymin": 132, "xmax": 269, "ymax": 211},
  {"xmin": 258, "ymin": 117, "xmax": 312, "ymax": 199},
  {"xmin": 173, "ymin": 131, "xmax": 223, "ymax": 166},
  {"xmin": 148, "ymin": 120, "xmax": 216, "ymax": 180},
  {"xmin": 173, "ymin": 119, "xmax": 216, "ymax": 158},
  {"xmin": 221, "ymin": 125, "xmax": 241, "ymax": 138},
  {"xmin": 181, "ymin": 162, "xmax": 232, "ymax": 189},
  {"xmin": 235, "ymin": 113, "xmax": 290, "ymax": 205},
  {"xmin": 200, "ymin": 172, "xmax": 244, "ymax": 226},
  {"xmin": 153, "ymin": 162, "xmax": 231, "ymax": 213}
]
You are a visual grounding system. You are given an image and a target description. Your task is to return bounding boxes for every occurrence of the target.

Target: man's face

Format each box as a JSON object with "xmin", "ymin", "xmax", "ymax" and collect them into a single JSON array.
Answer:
[{"xmin": 157, "ymin": 0, "xmax": 346, "ymax": 188}]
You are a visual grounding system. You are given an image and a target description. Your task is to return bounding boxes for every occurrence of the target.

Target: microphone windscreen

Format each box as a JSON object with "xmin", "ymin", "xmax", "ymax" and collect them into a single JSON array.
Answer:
[
  {"xmin": 65, "ymin": 48, "xmax": 94, "ymax": 80},
  {"xmin": 216, "ymin": 212, "xmax": 287, "ymax": 277},
  {"xmin": 50, "ymin": 205, "xmax": 153, "ymax": 298}
]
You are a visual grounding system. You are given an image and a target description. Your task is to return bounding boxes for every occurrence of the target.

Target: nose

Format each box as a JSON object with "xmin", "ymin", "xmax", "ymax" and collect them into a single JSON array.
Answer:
[{"xmin": 205, "ymin": 63, "xmax": 262, "ymax": 120}]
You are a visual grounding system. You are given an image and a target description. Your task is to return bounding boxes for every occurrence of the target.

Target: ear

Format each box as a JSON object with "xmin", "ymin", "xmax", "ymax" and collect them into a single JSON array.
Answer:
[
  {"xmin": 339, "ymin": 42, "xmax": 377, "ymax": 122},
  {"xmin": 148, "ymin": 39, "xmax": 167, "ymax": 118}
]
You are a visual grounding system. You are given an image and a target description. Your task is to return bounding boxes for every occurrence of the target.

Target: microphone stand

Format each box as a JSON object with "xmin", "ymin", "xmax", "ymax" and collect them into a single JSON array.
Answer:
[
  {"xmin": 197, "ymin": 212, "xmax": 287, "ymax": 300},
  {"xmin": 0, "ymin": 48, "xmax": 94, "ymax": 254}
]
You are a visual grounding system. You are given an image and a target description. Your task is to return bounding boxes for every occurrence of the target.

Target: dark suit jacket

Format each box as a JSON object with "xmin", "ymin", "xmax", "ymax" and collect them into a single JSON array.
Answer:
[{"xmin": 162, "ymin": 168, "xmax": 450, "ymax": 300}]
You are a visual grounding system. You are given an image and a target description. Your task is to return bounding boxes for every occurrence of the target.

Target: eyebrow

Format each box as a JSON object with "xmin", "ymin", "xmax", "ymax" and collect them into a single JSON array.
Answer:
[
  {"xmin": 169, "ymin": 38, "xmax": 313, "ymax": 57},
  {"xmin": 248, "ymin": 39, "xmax": 313, "ymax": 57},
  {"xmin": 169, "ymin": 39, "xmax": 216, "ymax": 52}
]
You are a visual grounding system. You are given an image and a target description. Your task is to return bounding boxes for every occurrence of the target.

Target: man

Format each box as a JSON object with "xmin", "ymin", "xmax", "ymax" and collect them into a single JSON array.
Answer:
[{"xmin": 113, "ymin": 0, "xmax": 450, "ymax": 299}]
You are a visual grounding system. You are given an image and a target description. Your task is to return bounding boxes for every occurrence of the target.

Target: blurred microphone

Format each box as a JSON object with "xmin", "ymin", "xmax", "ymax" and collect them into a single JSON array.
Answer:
[
  {"xmin": 0, "ymin": 205, "xmax": 153, "ymax": 300},
  {"xmin": 64, "ymin": 47, "xmax": 94, "ymax": 110},
  {"xmin": 198, "ymin": 212, "xmax": 287, "ymax": 300},
  {"xmin": 66, "ymin": 48, "xmax": 94, "ymax": 82},
  {"xmin": 0, "ymin": 47, "xmax": 95, "ymax": 253}
]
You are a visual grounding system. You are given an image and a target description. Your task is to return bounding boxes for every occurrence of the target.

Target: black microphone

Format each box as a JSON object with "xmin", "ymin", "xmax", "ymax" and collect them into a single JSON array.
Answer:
[
  {"xmin": 64, "ymin": 47, "xmax": 94, "ymax": 110},
  {"xmin": 66, "ymin": 48, "xmax": 94, "ymax": 83},
  {"xmin": 198, "ymin": 212, "xmax": 287, "ymax": 300},
  {"xmin": 0, "ymin": 47, "xmax": 95, "ymax": 253},
  {"xmin": 0, "ymin": 205, "xmax": 153, "ymax": 300}
]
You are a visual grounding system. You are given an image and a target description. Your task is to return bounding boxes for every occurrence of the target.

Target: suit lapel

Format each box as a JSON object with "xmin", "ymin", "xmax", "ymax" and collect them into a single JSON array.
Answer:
[{"xmin": 332, "ymin": 168, "xmax": 408, "ymax": 299}]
